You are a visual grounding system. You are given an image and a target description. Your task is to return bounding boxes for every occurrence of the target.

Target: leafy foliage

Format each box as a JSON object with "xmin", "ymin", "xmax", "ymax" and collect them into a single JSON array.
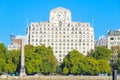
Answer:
[
  {"xmin": 88, "ymin": 46, "xmax": 112, "ymax": 60},
  {"xmin": 62, "ymin": 50, "xmax": 111, "ymax": 75},
  {"xmin": 0, "ymin": 43, "xmax": 113, "ymax": 75},
  {"xmin": 25, "ymin": 45, "xmax": 57, "ymax": 75},
  {"xmin": 0, "ymin": 43, "xmax": 21, "ymax": 74},
  {"xmin": 5, "ymin": 50, "xmax": 21, "ymax": 73}
]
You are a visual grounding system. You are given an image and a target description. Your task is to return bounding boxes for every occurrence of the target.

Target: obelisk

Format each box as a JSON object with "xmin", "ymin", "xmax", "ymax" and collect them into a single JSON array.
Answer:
[{"xmin": 20, "ymin": 39, "xmax": 26, "ymax": 77}]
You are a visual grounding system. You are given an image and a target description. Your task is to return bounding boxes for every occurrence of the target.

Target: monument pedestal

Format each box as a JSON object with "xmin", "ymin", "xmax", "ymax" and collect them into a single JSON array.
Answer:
[{"xmin": 20, "ymin": 67, "xmax": 26, "ymax": 77}]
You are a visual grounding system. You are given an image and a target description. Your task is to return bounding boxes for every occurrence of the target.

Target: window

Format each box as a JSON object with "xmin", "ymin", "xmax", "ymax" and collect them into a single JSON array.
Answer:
[
  {"xmin": 83, "ymin": 43, "xmax": 85, "ymax": 45},
  {"xmin": 110, "ymin": 37, "xmax": 114, "ymax": 40},
  {"xmin": 32, "ymin": 24, "xmax": 34, "ymax": 27},
  {"xmin": 68, "ymin": 23, "xmax": 70, "ymax": 26},
  {"xmin": 79, "ymin": 39, "xmax": 81, "ymax": 42},
  {"xmin": 63, "ymin": 54, "xmax": 66, "ymax": 57},
  {"xmin": 44, "ymin": 40, "xmax": 46, "ymax": 42},
  {"xmin": 44, "ymin": 28, "xmax": 46, "ymax": 30},
  {"xmin": 59, "ymin": 21, "xmax": 62, "ymax": 27},
  {"xmin": 36, "ymin": 39, "xmax": 38, "ymax": 42},
  {"xmin": 32, "ymin": 28, "xmax": 35, "ymax": 30},
  {"xmin": 79, "ymin": 32, "xmax": 81, "ymax": 34},
  {"xmin": 59, "ymin": 54, "xmax": 62, "ymax": 57},
  {"xmin": 83, "ymin": 51, "xmax": 85, "ymax": 53},
  {"xmin": 59, "ymin": 58, "xmax": 61, "ymax": 61},
  {"xmin": 91, "ymin": 40, "xmax": 93, "ymax": 42}
]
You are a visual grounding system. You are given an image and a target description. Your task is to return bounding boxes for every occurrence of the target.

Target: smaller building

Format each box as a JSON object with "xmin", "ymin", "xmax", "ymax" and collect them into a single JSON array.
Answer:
[
  {"xmin": 95, "ymin": 36, "xmax": 107, "ymax": 47},
  {"xmin": 8, "ymin": 34, "xmax": 26, "ymax": 50},
  {"xmin": 107, "ymin": 29, "xmax": 120, "ymax": 49},
  {"xmin": 8, "ymin": 43, "xmax": 21, "ymax": 51}
]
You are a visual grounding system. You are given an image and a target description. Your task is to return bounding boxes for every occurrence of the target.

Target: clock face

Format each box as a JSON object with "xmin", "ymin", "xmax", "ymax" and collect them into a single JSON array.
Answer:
[{"xmin": 56, "ymin": 12, "xmax": 65, "ymax": 21}]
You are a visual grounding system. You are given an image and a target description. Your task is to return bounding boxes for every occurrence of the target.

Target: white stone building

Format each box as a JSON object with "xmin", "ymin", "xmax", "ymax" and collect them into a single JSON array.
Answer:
[
  {"xmin": 107, "ymin": 29, "xmax": 120, "ymax": 49},
  {"xmin": 26, "ymin": 7, "xmax": 94, "ymax": 63},
  {"xmin": 95, "ymin": 36, "xmax": 107, "ymax": 47}
]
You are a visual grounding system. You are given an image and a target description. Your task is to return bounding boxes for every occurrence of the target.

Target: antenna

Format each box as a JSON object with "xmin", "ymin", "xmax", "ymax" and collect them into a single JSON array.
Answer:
[
  {"xmin": 27, "ymin": 18, "xmax": 28, "ymax": 28},
  {"xmin": 91, "ymin": 18, "xmax": 94, "ymax": 28}
]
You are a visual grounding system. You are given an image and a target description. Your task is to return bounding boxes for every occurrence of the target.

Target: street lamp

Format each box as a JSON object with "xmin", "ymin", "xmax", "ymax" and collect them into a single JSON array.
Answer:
[{"xmin": 111, "ymin": 49, "xmax": 118, "ymax": 80}]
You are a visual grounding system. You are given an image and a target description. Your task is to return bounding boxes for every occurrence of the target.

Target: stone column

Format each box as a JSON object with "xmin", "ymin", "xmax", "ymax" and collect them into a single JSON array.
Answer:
[{"xmin": 20, "ymin": 39, "xmax": 26, "ymax": 77}]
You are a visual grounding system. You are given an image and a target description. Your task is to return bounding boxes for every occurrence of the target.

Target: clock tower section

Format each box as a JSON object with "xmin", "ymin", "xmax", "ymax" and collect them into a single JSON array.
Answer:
[{"xmin": 49, "ymin": 7, "xmax": 71, "ymax": 23}]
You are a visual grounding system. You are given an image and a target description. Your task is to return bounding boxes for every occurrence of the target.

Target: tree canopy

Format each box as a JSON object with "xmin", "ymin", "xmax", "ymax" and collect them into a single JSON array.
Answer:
[
  {"xmin": 88, "ymin": 46, "xmax": 112, "ymax": 60},
  {"xmin": 25, "ymin": 45, "xmax": 57, "ymax": 75},
  {"xmin": 62, "ymin": 50, "xmax": 111, "ymax": 75}
]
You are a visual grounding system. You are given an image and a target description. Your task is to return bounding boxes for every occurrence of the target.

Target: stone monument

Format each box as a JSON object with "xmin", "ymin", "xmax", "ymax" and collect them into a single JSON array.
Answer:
[{"xmin": 19, "ymin": 39, "xmax": 26, "ymax": 77}]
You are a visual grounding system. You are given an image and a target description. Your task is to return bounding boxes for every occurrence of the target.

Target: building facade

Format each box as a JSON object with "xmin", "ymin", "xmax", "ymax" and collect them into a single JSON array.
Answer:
[
  {"xmin": 26, "ymin": 7, "xmax": 94, "ymax": 63},
  {"xmin": 107, "ymin": 29, "xmax": 120, "ymax": 49},
  {"xmin": 95, "ymin": 36, "xmax": 107, "ymax": 47}
]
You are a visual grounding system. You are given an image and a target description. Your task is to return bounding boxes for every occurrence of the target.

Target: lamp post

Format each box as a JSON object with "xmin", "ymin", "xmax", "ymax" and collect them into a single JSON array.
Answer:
[{"xmin": 111, "ymin": 50, "xmax": 118, "ymax": 80}]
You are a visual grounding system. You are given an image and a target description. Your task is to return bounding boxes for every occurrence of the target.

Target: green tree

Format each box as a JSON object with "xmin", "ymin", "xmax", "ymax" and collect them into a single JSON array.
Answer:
[
  {"xmin": 62, "ymin": 49, "xmax": 111, "ymax": 75},
  {"xmin": 25, "ymin": 45, "xmax": 42, "ymax": 74},
  {"xmin": 63, "ymin": 67, "xmax": 69, "ymax": 75},
  {"xmin": 0, "ymin": 57, "xmax": 5, "ymax": 74},
  {"xmin": 89, "ymin": 46, "xmax": 112, "ymax": 60},
  {"xmin": 0, "ymin": 43, "xmax": 7, "ymax": 74},
  {"xmin": 98, "ymin": 59, "xmax": 111, "ymax": 74},
  {"xmin": 85, "ymin": 57, "xmax": 100, "ymax": 75},
  {"xmin": 4, "ymin": 50, "xmax": 21, "ymax": 74},
  {"xmin": 62, "ymin": 50, "xmax": 86, "ymax": 75},
  {"xmin": 25, "ymin": 45, "xmax": 57, "ymax": 75}
]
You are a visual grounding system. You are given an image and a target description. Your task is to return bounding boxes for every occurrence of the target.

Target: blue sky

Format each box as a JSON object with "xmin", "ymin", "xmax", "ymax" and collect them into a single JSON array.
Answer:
[{"xmin": 0, "ymin": 0, "xmax": 120, "ymax": 46}]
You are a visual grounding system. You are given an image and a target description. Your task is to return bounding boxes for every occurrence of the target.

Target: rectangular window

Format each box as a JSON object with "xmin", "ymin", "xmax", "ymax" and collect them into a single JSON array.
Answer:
[
  {"xmin": 59, "ymin": 54, "xmax": 62, "ymax": 57},
  {"xmin": 110, "ymin": 37, "xmax": 114, "ymax": 40}
]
